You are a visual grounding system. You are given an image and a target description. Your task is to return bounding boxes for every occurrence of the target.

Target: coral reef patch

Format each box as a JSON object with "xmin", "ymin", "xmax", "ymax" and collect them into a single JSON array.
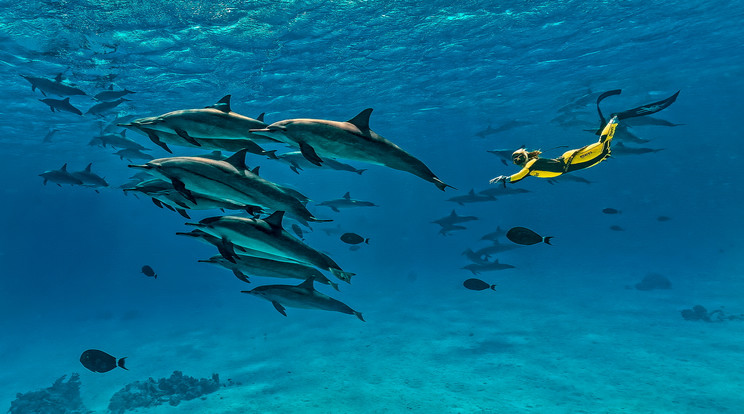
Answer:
[
  {"xmin": 8, "ymin": 373, "xmax": 90, "ymax": 414},
  {"xmin": 107, "ymin": 371, "xmax": 221, "ymax": 413}
]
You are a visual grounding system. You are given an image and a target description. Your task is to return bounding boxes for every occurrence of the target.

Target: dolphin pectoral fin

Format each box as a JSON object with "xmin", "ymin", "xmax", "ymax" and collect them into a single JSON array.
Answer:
[
  {"xmin": 145, "ymin": 130, "xmax": 172, "ymax": 153},
  {"xmin": 174, "ymin": 127, "xmax": 201, "ymax": 146},
  {"xmin": 271, "ymin": 301, "xmax": 288, "ymax": 317},
  {"xmin": 161, "ymin": 203, "xmax": 176, "ymax": 212},
  {"xmin": 299, "ymin": 142, "xmax": 323, "ymax": 166},
  {"xmin": 354, "ymin": 312, "xmax": 365, "ymax": 322},
  {"xmin": 232, "ymin": 270, "xmax": 250, "ymax": 284},
  {"xmin": 170, "ymin": 177, "xmax": 196, "ymax": 204},
  {"xmin": 176, "ymin": 208, "xmax": 191, "ymax": 219},
  {"xmin": 290, "ymin": 165, "xmax": 301, "ymax": 174},
  {"xmin": 218, "ymin": 236, "xmax": 238, "ymax": 263},
  {"xmin": 330, "ymin": 206, "xmax": 339, "ymax": 213},
  {"xmin": 356, "ymin": 169, "xmax": 367, "ymax": 175},
  {"xmin": 151, "ymin": 198, "xmax": 164, "ymax": 208}
]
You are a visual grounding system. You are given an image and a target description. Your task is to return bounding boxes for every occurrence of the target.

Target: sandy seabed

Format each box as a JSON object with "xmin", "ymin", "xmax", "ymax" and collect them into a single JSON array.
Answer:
[{"xmin": 2, "ymin": 271, "xmax": 743, "ymax": 414}]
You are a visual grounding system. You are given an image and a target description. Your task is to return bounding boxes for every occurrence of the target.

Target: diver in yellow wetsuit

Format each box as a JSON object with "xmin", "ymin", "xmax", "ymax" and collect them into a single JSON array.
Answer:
[
  {"xmin": 490, "ymin": 117, "xmax": 618, "ymax": 185},
  {"xmin": 490, "ymin": 89, "xmax": 679, "ymax": 186}
]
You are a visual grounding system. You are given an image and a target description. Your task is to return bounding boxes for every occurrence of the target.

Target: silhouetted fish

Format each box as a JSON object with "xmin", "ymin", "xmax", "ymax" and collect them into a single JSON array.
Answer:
[
  {"xmin": 341, "ymin": 233, "xmax": 368, "ymax": 245},
  {"xmin": 657, "ymin": 216, "xmax": 671, "ymax": 222},
  {"xmin": 602, "ymin": 208, "xmax": 621, "ymax": 214},
  {"xmin": 80, "ymin": 349, "xmax": 127, "ymax": 373},
  {"xmin": 463, "ymin": 278, "xmax": 496, "ymax": 291},
  {"xmin": 609, "ymin": 225, "xmax": 624, "ymax": 231},
  {"xmin": 141, "ymin": 265, "xmax": 157, "ymax": 278},
  {"xmin": 506, "ymin": 227, "xmax": 553, "ymax": 245}
]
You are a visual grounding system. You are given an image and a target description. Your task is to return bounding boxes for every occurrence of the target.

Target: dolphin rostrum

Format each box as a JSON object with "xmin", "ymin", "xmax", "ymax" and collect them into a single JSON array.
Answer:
[
  {"xmin": 186, "ymin": 211, "xmax": 354, "ymax": 283},
  {"xmin": 242, "ymin": 278, "xmax": 363, "ymax": 321},
  {"xmin": 249, "ymin": 108, "xmax": 453, "ymax": 191},
  {"xmin": 129, "ymin": 150, "xmax": 325, "ymax": 226}
]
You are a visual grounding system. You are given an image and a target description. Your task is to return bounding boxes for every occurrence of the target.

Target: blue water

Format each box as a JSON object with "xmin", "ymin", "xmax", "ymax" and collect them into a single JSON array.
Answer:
[{"xmin": 2, "ymin": 1, "xmax": 744, "ymax": 412}]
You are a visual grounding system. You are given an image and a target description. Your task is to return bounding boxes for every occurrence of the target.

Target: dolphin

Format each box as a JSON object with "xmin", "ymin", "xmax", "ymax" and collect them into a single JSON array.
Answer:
[
  {"xmin": 475, "ymin": 120, "xmax": 530, "ymax": 138},
  {"xmin": 446, "ymin": 189, "xmax": 496, "ymax": 206},
  {"xmin": 123, "ymin": 178, "xmax": 261, "ymax": 216},
  {"xmin": 71, "ymin": 163, "xmax": 109, "ymax": 189},
  {"xmin": 43, "ymin": 129, "xmax": 60, "ymax": 143},
  {"xmin": 487, "ymin": 147, "xmax": 524, "ymax": 166},
  {"xmin": 547, "ymin": 175, "xmax": 593, "ymax": 185},
  {"xmin": 39, "ymin": 97, "xmax": 82, "ymax": 115},
  {"xmin": 431, "ymin": 210, "xmax": 478, "ymax": 227},
  {"xmin": 277, "ymin": 151, "xmax": 366, "ymax": 175},
  {"xmin": 115, "ymin": 148, "xmax": 154, "ymax": 162},
  {"xmin": 478, "ymin": 186, "xmax": 531, "ymax": 198},
  {"xmin": 469, "ymin": 241, "xmax": 519, "ymax": 259},
  {"xmin": 462, "ymin": 260, "xmax": 516, "ymax": 275},
  {"xmin": 438, "ymin": 223, "xmax": 466, "ymax": 236},
  {"xmin": 129, "ymin": 150, "xmax": 323, "ymax": 226},
  {"xmin": 249, "ymin": 108, "xmax": 453, "ymax": 191},
  {"xmin": 480, "ymin": 227, "xmax": 507, "ymax": 242},
  {"xmin": 39, "ymin": 163, "xmax": 84, "ymax": 186},
  {"xmin": 126, "ymin": 95, "xmax": 275, "ymax": 146},
  {"xmin": 176, "ymin": 229, "xmax": 291, "ymax": 262},
  {"xmin": 21, "ymin": 74, "xmax": 86, "ymax": 97},
  {"xmin": 611, "ymin": 142, "xmax": 664, "ymax": 156},
  {"xmin": 94, "ymin": 86, "xmax": 135, "ymax": 101},
  {"xmin": 316, "ymin": 192, "xmax": 377, "ymax": 212},
  {"xmin": 242, "ymin": 278, "xmax": 363, "ymax": 321},
  {"xmin": 89, "ymin": 130, "xmax": 146, "ymax": 150},
  {"xmin": 186, "ymin": 211, "xmax": 354, "ymax": 283},
  {"xmin": 462, "ymin": 248, "xmax": 491, "ymax": 265},
  {"xmin": 86, "ymin": 98, "xmax": 128, "ymax": 116},
  {"xmin": 614, "ymin": 124, "xmax": 651, "ymax": 144},
  {"xmin": 120, "ymin": 122, "xmax": 277, "ymax": 158},
  {"xmin": 199, "ymin": 255, "xmax": 339, "ymax": 291}
]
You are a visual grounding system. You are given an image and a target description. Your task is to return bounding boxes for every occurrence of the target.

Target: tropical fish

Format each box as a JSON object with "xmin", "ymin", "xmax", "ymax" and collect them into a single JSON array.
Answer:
[
  {"xmin": 141, "ymin": 265, "xmax": 157, "ymax": 278},
  {"xmin": 463, "ymin": 278, "xmax": 496, "ymax": 291},
  {"xmin": 242, "ymin": 278, "xmax": 363, "ymax": 321},
  {"xmin": 340, "ymin": 233, "xmax": 368, "ymax": 245},
  {"xmin": 79, "ymin": 349, "xmax": 127, "ymax": 373},
  {"xmin": 506, "ymin": 227, "xmax": 553, "ymax": 245},
  {"xmin": 249, "ymin": 108, "xmax": 453, "ymax": 191}
]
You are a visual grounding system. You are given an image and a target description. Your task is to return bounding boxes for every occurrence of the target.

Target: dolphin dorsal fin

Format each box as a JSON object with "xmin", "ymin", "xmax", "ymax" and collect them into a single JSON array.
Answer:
[
  {"xmin": 108, "ymin": 85, "xmax": 113, "ymax": 90},
  {"xmin": 61, "ymin": 163, "xmax": 68, "ymax": 171},
  {"xmin": 257, "ymin": 112, "xmax": 265, "ymax": 122},
  {"xmin": 264, "ymin": 211, "xmax": 285, "ymax": 229},
  {"xmin": 347, "ymin": 108, "xmax": 373, "ymax": 130},
  {"xmin": 223, "ymin": 149, "xmax": 248, "ymax": 171},
  {"xmin": 251, "ymin": 166, "xmax": 260, "ymax": 176},
  {"xmin": 55, "ymin": 73, "xmax": 62, "ymax": 82},
  {"xmin": 450, "ymin": 210, "xmax": 457, "ymax": 216},
  {"xmin": 85, "ymin": 163, "xmax": 92, "ymax": 172},
  {"xmin": 63, "ymin": 97, "xmax": 70, "ymax": 103},
  {"xmin": 210, "ymin": 95, "xmax": 232, "ymax": 112},
  {"xmin": 298, "ymin": 277, "xmax": 315, "ymax": 289},
  {"xmin": 343, "ymin": 192, "xmax": 351, "ymax": 200},
  {"xmin": 468, "ymin": 189, "xmax": 475, "ymax": 195}
]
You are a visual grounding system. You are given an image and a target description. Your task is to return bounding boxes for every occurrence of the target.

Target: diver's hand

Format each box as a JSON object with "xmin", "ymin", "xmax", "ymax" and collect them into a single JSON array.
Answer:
[{"xmin": 489, "ymin": 175, "xmax": 509, "ymax": 187}]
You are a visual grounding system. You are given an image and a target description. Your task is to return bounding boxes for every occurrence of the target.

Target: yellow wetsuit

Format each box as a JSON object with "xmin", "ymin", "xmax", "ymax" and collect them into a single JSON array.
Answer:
[{"xmin": 508, "ymin": 117, "xmax": 618, "ymax": 183}]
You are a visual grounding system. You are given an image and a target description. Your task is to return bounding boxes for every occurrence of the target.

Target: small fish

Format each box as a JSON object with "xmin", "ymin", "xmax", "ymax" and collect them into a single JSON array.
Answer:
[
  {"xmin": 463, "ymin": 278, "xmax": 496, "ymax": 291},
  {"xmin": 657, "ymin": 216, "xmax": 671, "ymax": 222},
  {"xmin": 79, "ymin": 349, "xmax": 127, "ymax": 373},
  {"xmin": 141, "ymin": 265, "xmax": 157, "ymax": 278},
  {"xmin": 609, "ymin": 225, "xmax": 624, "ymax": 231},
  {"xmin": 340, "ymin": 233, "xmax": 368, "ymax": 245},
  {"xmin": 602, "ymin": 208, "xmax": 621, "ymax": 214},
  {"xmin": 506, "ymin": 227, "xmax": 553, "ymax": 245},
  {"xmin": 349, "ymin": 245, "xmax": 362, "ymax": 251}
]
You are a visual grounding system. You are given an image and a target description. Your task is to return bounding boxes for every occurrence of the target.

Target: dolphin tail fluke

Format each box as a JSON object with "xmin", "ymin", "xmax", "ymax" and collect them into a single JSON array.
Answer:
[
  {"xmin": 354, "ymin": 311, "xmax": 365, "ymax": 322},
  {"xmin": 328, "ymin": 280, "xmax": 340, "ymax": 291},
  {"xmin": 330, "ymin": 268, "xmax": 354, "ymax": 283},
  {"xmin": 433, "ymin": 177, "xmax": 457, "ymax": 191},
  {"xmin": 176, "ymin": 208, "xmax": 191, "ymax": 219},
  {"xmin": 117, "ymin": 357, "xmax": 128, "ymax": 370}
]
